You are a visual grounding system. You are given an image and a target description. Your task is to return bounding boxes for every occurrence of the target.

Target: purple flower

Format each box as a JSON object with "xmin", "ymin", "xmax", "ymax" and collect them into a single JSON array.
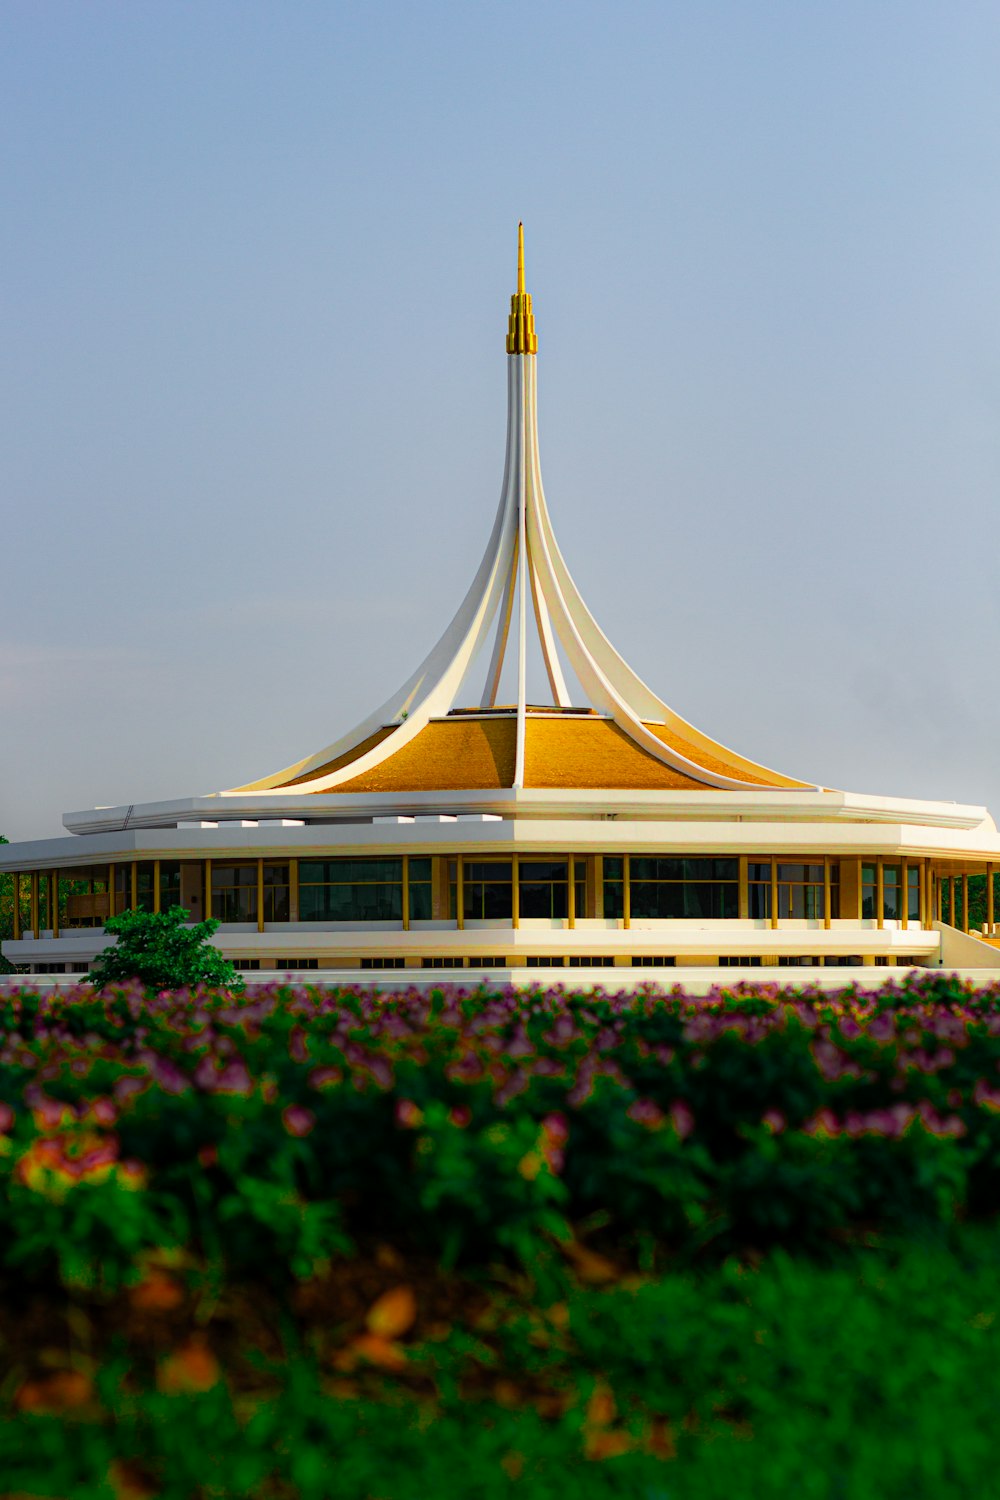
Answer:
[
  {"xmin": 627, "ymin": 1098, "xmax": 665, "ymax": 1130},
  {"xmin": 669, "ymin": 1100, "xmax": 695, "ymax": 1140},
  {"xmin": 282, "ymin": 1105, "xmax": 316, "ymax": 1138}
]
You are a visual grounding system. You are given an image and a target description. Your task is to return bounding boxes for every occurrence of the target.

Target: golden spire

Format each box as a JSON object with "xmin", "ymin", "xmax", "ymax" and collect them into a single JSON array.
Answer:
[{"xmin": 506, "ymin": 221, "xmax": 537, "ymax": 354}]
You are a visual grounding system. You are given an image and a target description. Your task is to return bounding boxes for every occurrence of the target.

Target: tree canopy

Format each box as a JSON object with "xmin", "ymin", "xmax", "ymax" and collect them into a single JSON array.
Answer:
[{"xmin": 89, "ymin": 906, "xmax": 244, "ymax": 992}]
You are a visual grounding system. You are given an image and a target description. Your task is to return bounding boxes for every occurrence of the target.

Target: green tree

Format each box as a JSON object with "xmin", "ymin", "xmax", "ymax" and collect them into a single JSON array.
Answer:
[
  {"xmin": 0, "ymin": 836, "xmax": 22, "ymax": 975},
  {"xmin": 89, "ymin": 906, "xmax": 244, "ymax": 992}
]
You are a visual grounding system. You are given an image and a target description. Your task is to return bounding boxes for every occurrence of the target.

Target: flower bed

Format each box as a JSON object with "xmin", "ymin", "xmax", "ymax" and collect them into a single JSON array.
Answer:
[{"xmin": 4, "ymin": 971, "xmax": 1000, "ymax": 1495}]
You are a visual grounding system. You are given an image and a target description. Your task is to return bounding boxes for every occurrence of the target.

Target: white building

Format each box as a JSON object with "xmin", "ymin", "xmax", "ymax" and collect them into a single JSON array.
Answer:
[{"xmin": 5, "ymin": 228, "xmax": 1000, "ymax": 989}]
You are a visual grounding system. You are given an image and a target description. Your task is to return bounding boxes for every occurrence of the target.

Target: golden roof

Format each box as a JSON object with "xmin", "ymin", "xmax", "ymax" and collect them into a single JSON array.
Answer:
[
  {"xmin": 643, "ymin": 723, "xmax": 806, "ymax": 790},
  {"xmin": 310, "ymin": 713, "xmax": 799, "ymax": 795}
]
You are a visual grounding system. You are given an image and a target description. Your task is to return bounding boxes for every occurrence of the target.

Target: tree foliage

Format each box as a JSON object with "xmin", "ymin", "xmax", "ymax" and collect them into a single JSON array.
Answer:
[
  {"xmin": 0, "ymin": 837, "xmax": 15, "ymax": 974},
  {"xmin": 89, "ymin": 906, "xmax": 244, "ymax": 992}
]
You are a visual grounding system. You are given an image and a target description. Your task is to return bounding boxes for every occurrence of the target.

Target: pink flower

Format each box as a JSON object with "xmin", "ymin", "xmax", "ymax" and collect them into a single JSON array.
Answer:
[
  {"xmin": 395, "ymin": 1099, "xmax": 423, "ymax": 1129},
  {"xmin": 761, "ymin": 1109, "xmax": 786, "ymax": 1135},
  {"xmin": 540, "ymin": 1113, "xmax": 569, "ymax": 1173},
  {"xmin": 669, "ymin": 1100, "xmax": 695, "ymax": 1140},
  {"xmin": 214, "ymin": 1061, "xmax": 253, "ymax": 1096},
  {"xmin": 627, "ymin": 1098, "xmax": 665, "ymax": 1129},
  {"xmin": 113, "ymin": 1076, "xmax": 149, "ymax": 1104},
  {"xmin": 917, "ymin": 1100, "xmax": 966, "ymax": 1138},
  {"xmin": 803, "ymin": 1107, "xmax": 841, "ymax": 1138},
  {"xmin": 309, "ymin": 1066, "xmax": 342, "ymax": 1090},
  {"xmin": 867, "ymin": 1014, "xmax": 895, "ymax": 1043},
  {"xmin": 282, "ymin": 1105, "xmax": 316, "ymax": 1138},
  {"xmin": 973, "ymin": 1078, "xmax": 1000, "ymax": 1112}
]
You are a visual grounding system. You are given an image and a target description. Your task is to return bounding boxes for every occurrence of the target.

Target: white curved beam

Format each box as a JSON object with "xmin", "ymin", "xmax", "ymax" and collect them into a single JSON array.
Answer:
[
  {"xmin": 481, "ymin": 531, "xmax": 518, "ymax": 708},
  {"xmin": 226, "ymin": 362, "xmax": 523, "ymax": 794},
  {"xmin": 530, "ymin": 559, "xmax": 571, "ymax": 708},
  {"xmin": 523, "ymin": 358, "xmax": 812, "ymax": 790}
]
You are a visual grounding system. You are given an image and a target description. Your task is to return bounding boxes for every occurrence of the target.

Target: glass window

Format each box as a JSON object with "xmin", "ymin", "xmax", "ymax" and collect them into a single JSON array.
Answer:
[
  {"xmin": 907, "ymin": 866, "xmax": 920, "ymax": 922},
  {"xmin": 861, "ymin": 863, "xmax": 911, "ymax": 921},
  {"xmin": 263, "ymin": 863, "xmax": 290, "ymax": 922},
  {"xmin": 882, "ymin": 865, "xmax": 902, "ymax": 921},
  {"xmin": 63, "ymin": 867, "xmax": 110, "ymax": 929},
  {"xmin": 212, "ymin": 864, "xmax": 258, "ymax": 924},
  {"xmin": 630, "ymin": 881, "xmax": 738, "ymax": 919},
  {"xmin": 136, "ymin": 862, "xmax": 156, "ymax": 914},
  {"xmin": 603, "ymin": 857, "xmax": 624, "ymax": 919},
  {"xmin": 113, "ymin": 863, "xmax": 156, "ymax": 914},
  {"xmin": 631, "ymin": 857, "xmax": 737, "ymax": 882},
  {"xmin": 777, "ymin": 862, "xmax": 837, "ymax": 920},
  {"xmin": 748, "ymin": 862, "xmax": 772, "ymax": 919},
  {"xmin": 159, "ymin": 861, "xmax": 181, "ymax": 912},
  {"xmin": 408, "ymin": 857, "xmax": 433, "ymax": 921},
  {"xmin": 629, "ymin": 856, "xmax": 739, "ymax": 920},
  {"xmin": 300, "ymin": 858, "xmax": 403, "ymax": 922},
  {"xmin": 518, "ymin": 860, "xmax": 568, "ymax": 919},
  {"xmin": 749, "ymin": 861, "xmax": 839, "ymax": 920},
  {"xmin": 463, "ymin": 861, "xmax": 513, "ymax": 921},
  {"xmin": 571, "ymin": 859, "xmax": 587, "ymax": 918}
]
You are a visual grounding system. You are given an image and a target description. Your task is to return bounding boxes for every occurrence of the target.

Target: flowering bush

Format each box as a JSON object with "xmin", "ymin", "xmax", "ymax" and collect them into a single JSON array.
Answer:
[
  {"xmin": 1, "ymin": 969, "xmax": 1000, "ymax": 1283},
  {"xmin": 4, "ymin": 970, "xmax": 1000, "ymax": 1494}
]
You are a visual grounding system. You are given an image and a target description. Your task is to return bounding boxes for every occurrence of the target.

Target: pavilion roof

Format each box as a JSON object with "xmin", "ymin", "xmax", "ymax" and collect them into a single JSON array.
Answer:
[{"xmin": 224, "ymin": 228, "xmax": 817, "ymax": 802}]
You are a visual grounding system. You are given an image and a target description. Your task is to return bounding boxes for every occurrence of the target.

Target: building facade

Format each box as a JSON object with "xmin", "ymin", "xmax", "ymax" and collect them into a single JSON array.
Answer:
[{"xmin": 5, "ymin": 229, "xmax": 1000, "ymax": 988}]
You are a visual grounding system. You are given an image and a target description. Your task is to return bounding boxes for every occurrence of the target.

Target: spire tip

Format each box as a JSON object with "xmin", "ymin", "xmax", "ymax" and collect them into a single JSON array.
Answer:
[{"xmin": 507, "ymin": 222, "xmax": 537, "ymax": 354}]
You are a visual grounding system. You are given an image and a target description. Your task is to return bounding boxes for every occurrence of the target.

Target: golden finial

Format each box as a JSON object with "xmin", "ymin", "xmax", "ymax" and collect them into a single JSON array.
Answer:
[{"xmin": 506, "ymin": 221, "xmax": 537, "ymax": 354}]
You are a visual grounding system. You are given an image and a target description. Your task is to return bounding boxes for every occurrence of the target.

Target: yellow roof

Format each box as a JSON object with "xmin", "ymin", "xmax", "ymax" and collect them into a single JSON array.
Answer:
[
  {"xmin": 643, "ymin": 723, "xmax": 806, "ymax": 789},
  {"xmin": 309, "ymin": 713, "xmax": 800, "ymax": 794},
  {"xmin": 333, "ymin": 718, "xmax": 516, "ymax": 793}
]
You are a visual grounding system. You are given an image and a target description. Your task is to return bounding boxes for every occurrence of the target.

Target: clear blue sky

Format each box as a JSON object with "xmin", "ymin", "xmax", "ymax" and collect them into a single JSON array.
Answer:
[{"xmin": 3, "ymin": 2, "xmax": 1000, "ymax": 839}]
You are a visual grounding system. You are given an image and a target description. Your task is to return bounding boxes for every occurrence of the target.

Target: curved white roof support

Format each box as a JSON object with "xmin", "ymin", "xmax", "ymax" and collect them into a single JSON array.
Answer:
[
  {"xmin": 225, "ymin": 227, "xmax": 813, "ymax": 797},
  {"xmin": 520, "ymin": 357, "xmax": 808, "ymax": 790},
  {"xmin": 230, "ymin": 360, "xmax": 523, "ymax": 794}
]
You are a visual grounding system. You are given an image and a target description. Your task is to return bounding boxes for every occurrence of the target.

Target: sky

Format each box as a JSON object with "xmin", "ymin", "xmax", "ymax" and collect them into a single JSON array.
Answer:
[{"xmin": 3, "ymin": 1, "xmax": 1000, "ymax": 841}]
